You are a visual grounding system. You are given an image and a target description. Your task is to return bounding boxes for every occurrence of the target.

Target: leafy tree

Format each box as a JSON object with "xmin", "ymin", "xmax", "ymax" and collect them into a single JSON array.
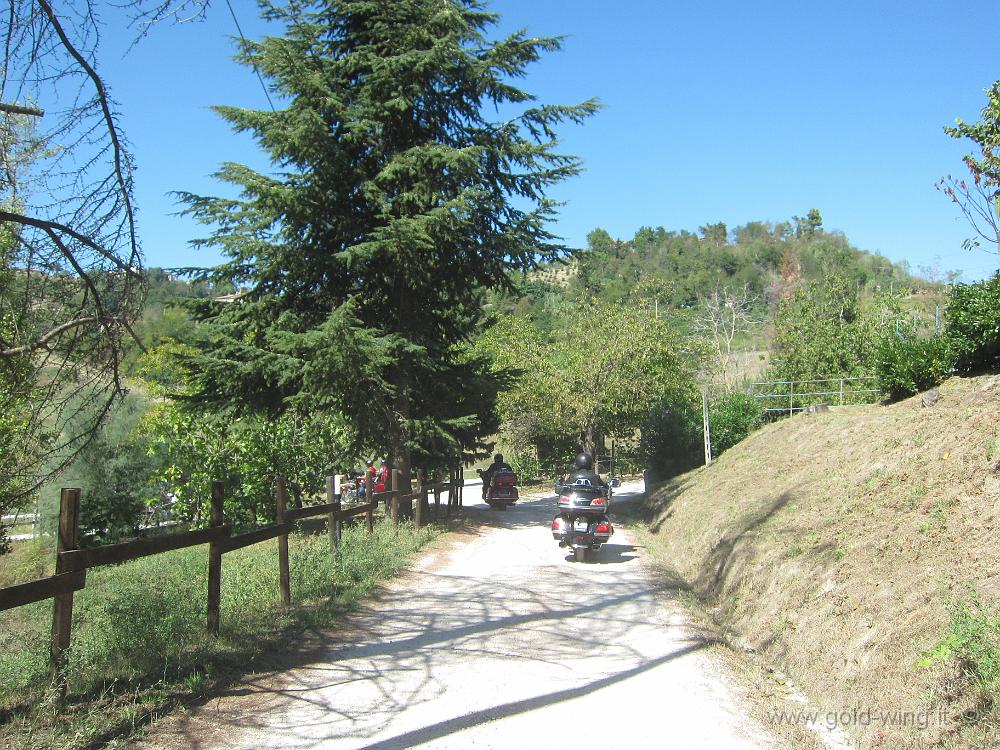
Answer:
[
  {"xmin": 794, "ymin": 208, "xmax": 823, "ymax": 238},
  {"xmin": 708, "ymin": 391, "xmax": 764, "ymax": 456},
  {"xmin": 178, "ymin": 0, "xmax": 598, "ymax": 490},
  {"xmin": 639, "ymin": 386, "xmax": 702, "ymax": 483},
  {"xmin": 478, "ymin": 301, "xmax": 700, "ymax": 462},
  {"xmin": 0, "ymin": 222, "xmax": 34, "ymax": 550},
  {"xmin": 586, "ymin": 228, "xmax": 615, "ymax": 255},
  {"xmin": 946, "ymin": 271, "xmax": 1000, "ymax": 373},
  {"xmin": 940, "ymin": 81, "xmax": 1000, "ymax": 253},
  {"xmin": 875, "ymin": 334, "xmax": 954, "ymax": 401},
  {"xmin": 769, "ymin": 276, "xmax": 897, "ymax": 384},
  {"xmin": 46, "ymin": 393, "xmax": 158, "ymax": 545},
  {"xmin": 137, "ymin": 342, "xmax": 354, "ymax": 529},
  {"xmin": 699, "ymin": 222, "xmax": 728, "ymax": 246}
]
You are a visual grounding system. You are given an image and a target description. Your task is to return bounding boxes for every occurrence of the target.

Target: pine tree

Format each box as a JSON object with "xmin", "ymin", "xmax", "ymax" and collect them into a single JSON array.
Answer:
[{"xmin": 178, "ymin": 0, "xmax": 597, "ymax": 490}]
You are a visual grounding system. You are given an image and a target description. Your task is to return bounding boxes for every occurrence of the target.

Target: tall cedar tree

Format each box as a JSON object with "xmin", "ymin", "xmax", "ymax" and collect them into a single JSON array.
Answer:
[{"xmin": 178, "ymin": 0, "xmax": 597, "ymax": 489}]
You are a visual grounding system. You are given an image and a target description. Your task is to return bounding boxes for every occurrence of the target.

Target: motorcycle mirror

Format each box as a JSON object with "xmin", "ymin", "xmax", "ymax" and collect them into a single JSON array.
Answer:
[
  {"xmin": 476, "ymin": 468, "xmax": 483, "ymax": 476},
  {"xmin": 610, "ymin": 478, "xmax": 622, "ymax": 488}
]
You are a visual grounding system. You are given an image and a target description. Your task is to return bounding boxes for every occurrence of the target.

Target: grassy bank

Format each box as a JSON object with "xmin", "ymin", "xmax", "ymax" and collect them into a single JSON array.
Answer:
[
  {"xmin": 0, "ymin": 518, "xmax": 440, "ymax": 749},
  {"xmin": 633, "ymin": 374, "xmax": 1000, "ymax": 750}
]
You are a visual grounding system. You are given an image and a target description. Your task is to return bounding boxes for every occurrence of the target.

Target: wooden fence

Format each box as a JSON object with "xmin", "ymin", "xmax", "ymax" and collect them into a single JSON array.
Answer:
[{"xmin": 0, "ymin": 467, "xmax": 465, "ymax": 700}]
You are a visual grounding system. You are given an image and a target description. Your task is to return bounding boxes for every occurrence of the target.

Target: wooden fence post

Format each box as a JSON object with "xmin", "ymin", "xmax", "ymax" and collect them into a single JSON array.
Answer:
[
  {"xmin": 433, "ymin": 473, "xmax": 441, "ymax": 523},
  {"xmin": 390, "ymin": 470, "xmax": 400, "ymax": 528},
  {"xmin": 207, "ymin": 481, "xmax": 224, "ymax": 635},
  {"xmin": 276, "ymin": 476, "xmax": 291, "ymax": 607},
  {"xmin": 365, "ymin": 474, "xmax": 374, "ymax": 533},
  {"xmin": 327, "ymin": 476, "xmax": 341, "ymax": 552},
  {"xmin": 457, "ymin": 466, "xmax": 464, "ymax": 508},
  {"xmin": 414, "ymin": 471, "xmax": 425, "ymax": 530},
  {"xmin": 50, "ymin": 487, "xmax": 80, "ymax": 700}
]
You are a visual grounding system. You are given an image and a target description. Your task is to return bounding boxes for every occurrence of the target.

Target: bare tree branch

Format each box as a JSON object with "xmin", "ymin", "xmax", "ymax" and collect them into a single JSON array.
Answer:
[
  {"xmin": 693, "ymin": 284, "xmax": 759, "ymax": 388},
  {"xmin": 0, "ymin": 102, "xmax": 44, "ymax": 116},
  {"xmin": 0, "ymin": 314, "xmax": 119, "ymax": 355}
]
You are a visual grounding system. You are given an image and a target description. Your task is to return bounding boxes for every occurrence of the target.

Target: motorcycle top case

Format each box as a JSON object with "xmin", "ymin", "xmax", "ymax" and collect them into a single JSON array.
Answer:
[{"xmin": 556, "ymin": 486, "xmax": 610, "ymax": 516}]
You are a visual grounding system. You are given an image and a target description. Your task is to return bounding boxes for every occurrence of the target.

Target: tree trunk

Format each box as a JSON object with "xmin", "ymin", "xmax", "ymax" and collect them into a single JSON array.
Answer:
[
  {"xmin": 388, "ymin": 262, "xmax": 413, "ymax": 517},
  {"xmin": 387, "ymin": 410, "xmax": 412, "ymax": 518}
]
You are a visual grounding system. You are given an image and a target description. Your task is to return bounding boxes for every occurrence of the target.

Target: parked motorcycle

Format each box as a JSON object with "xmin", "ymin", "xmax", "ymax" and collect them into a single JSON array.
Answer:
[
  {"xmin": 551, "ymin": 477, "xmax": 619, "ymax": 562},
  {"xmin": 476, "ymin": 467, "xmax": 519, "ymax": 511}
]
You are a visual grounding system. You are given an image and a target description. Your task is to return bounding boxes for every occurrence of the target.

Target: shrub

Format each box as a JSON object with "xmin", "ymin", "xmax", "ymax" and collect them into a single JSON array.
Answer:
[
  {"xmin": 924, "ymin": 588, "xmax": 1000, "ymax": 694},
  {"xmin": 640, "ymin": 391, "xmax": 702, "ymax": 482},
  {"xmin": 946, "ymin": 272, "xmax": 1000, "ymax": 374},
  {"xmin": 875, "ymin": 334, "xmax": 954, "ymax": 401},
  {"xmin": 709, "ymin": 392, "xmax": 765, "ymax": 456},
  {"xmin": 506, "ymin": 448, "xmax": 540, "ymax": 483}
]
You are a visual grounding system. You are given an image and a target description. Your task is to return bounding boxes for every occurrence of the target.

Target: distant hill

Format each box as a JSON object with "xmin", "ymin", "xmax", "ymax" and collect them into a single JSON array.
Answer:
[
  {"xmin": 510, "ymin": 212, "xmax": 930, "ymax": 328},
  {"xmin": 504, "ymin": 209, "xmax": 943, "ymax": 356}
]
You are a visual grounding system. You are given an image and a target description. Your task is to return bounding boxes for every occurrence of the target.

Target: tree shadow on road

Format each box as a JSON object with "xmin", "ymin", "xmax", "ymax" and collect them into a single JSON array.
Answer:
[
  {"xmin": 133, "ymin": 542, "xmax": 707, "ymax": 750},
  {"xmin": 356, "ymin": 638, "xmax": 715, "ymax": 750}
]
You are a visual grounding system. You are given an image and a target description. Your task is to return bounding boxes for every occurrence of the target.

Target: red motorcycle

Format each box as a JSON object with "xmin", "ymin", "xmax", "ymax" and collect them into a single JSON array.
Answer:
[{"xmin": 477, "ymin": 467, "xmax": 519, "ymax": 511}]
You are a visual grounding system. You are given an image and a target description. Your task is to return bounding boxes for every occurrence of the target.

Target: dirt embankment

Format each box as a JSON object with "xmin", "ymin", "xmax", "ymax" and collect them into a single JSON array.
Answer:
[{"xmin": 639, "ymin": 375, "xmax": 1000, "ymax": 750}]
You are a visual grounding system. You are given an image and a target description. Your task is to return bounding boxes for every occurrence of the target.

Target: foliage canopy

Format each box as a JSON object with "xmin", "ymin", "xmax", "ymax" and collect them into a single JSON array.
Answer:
[{"xmin": 178, "ymin": 0, "xmax": 597, "ymax": 484}]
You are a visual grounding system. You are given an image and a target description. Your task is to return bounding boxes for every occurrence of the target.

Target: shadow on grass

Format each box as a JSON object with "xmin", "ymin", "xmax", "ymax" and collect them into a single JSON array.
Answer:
[{"xmin": 694, "ymin": 490, "xmax": 797, "ymax": 601}]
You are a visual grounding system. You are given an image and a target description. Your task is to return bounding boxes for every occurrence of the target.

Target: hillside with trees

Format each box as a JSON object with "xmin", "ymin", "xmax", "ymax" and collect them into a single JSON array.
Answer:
[{"xmin": 472, "ymin": 210, "xmax": 946, "ymax": 479}]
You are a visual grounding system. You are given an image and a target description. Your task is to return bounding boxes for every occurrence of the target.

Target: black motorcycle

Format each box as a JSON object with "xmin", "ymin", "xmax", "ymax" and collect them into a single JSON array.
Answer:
[{"xmin": 551, "ymin": 477, "xmax": 616, "ymax": 562}]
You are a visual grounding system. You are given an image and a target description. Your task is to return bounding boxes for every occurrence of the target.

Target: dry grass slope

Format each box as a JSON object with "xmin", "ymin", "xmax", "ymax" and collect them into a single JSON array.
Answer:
[{"xmin": 642, "ymin": 374, "xmax": 1000, "ymax": 750}]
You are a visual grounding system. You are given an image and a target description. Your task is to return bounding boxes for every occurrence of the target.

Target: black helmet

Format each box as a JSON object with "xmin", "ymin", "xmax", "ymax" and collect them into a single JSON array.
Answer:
[
  {"xmin": 575, "ymin": 452, "xmax": 593, "ymax": 470},
  {"xmin": 365, "ymin": 459, "xmax": 374, "ymax": 467},
  {"xmin": 494, "ymin": 453, "xmax": 504, "ymax": 464}
]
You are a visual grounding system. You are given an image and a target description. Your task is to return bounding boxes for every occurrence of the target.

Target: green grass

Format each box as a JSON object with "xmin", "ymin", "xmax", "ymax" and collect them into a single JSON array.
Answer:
[
  {"xmin": 934, "ymin": 589, "xmax": 1000, "ymax": 692},
  {"xmin": 0, "ymin": 518, "xmax": 440, "ymax": 749}
]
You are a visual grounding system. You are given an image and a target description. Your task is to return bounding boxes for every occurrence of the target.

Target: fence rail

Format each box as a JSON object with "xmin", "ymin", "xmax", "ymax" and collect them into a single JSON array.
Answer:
[
  {"xmin": 748, "ymin": 376, "xmax": 880, "ymax": 415},
  {"xmin": 0, "ymin": 466, "xmax": 466, "ymax": 703}
]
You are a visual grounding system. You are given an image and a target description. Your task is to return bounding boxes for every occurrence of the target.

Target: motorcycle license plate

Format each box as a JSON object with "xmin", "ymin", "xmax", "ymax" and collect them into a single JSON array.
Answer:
[{"xmin": 573, "ymin": 519, "xmax": 589, "ymax": 532}]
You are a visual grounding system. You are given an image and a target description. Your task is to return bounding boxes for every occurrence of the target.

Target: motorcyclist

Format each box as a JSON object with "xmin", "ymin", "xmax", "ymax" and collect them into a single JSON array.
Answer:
[
  {"xmin": 481, "ymin": 453, "xmax": 513, "ymax": 500},
  {"xmin": 374, "ymin": 459, "xmax": 389, "ymax": 493},
  {"xmin": 552, "ymin": 451, "xmax": 613, "ymax": 559},
  {"xmin": 557, "ymin": 451, "xmax": 607, "ymax": 493}
]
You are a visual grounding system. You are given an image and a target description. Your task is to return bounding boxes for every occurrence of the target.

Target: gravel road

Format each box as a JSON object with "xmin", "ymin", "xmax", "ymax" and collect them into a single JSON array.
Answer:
[{"xmin": 133, "ymin": 481, "xmax": 778, "ymax": 750}]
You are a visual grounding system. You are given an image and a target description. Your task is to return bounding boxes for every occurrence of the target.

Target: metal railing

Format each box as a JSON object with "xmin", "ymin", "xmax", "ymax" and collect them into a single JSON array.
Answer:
[{"xmin": 748, "ymin": 377, "xmax": 880, "ymax": 415}]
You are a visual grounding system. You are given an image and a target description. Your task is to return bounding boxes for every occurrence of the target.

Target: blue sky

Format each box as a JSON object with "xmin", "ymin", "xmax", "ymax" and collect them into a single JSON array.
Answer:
[{"xmin": 102, "ymin": 0, "xmax": 1000, "ymax": 280}]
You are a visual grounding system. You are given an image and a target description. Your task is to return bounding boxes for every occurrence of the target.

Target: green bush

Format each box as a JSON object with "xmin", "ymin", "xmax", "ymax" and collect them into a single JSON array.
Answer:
[
  {"xmin": 875, "ymin": 334, "xmax": 954, "ymax": 401},
  {"xmin": 924, "ymin": 588, "xmax": 1000, "ymax": 695},
  {"xmin": 709, "ymin": 392, "xmax": 765, "ymax": 456},
  {"xmin": 640, "ymin": 392, "xmax": 702, "ymax": 482},
  {"xmin": 506, "ymin": 448, "xmax": 541, "ymax": 483},
  {"xmin": 946, "ymin": 272, "xmax": 1000, "ymax": 374}
]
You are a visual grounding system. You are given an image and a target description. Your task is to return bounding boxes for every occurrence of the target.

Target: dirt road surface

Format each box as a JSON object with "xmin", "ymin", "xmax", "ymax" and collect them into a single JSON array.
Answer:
[{"xmin": 133, "ymin": 481, "xmax": 779, "ymax": 750}]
